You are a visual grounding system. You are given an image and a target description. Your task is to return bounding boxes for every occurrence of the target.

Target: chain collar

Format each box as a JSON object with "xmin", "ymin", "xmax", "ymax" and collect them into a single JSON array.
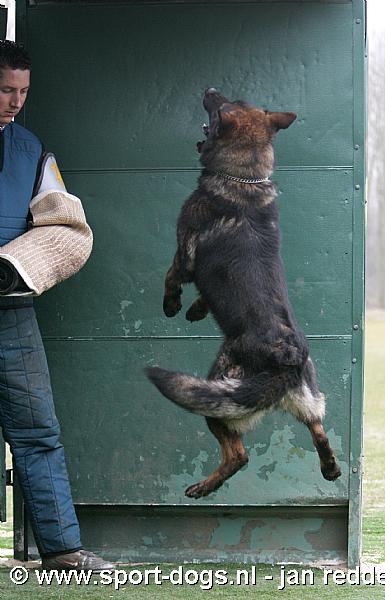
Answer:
[{"xmin": 214, "ymin": 171, "xmax": 270, "ymax": 185}]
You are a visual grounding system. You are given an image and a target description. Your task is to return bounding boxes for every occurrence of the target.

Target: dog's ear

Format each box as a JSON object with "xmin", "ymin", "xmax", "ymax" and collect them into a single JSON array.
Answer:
[{"xmin": 268, "ymin": 111, "xmax": 297, "ymax": 131}]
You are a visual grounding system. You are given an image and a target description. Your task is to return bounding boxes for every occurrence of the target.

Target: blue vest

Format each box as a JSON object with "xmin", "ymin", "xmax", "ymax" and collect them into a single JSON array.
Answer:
[{"xmin": 0, "ymin": 122, "xmax": 42, "ymax": 246}]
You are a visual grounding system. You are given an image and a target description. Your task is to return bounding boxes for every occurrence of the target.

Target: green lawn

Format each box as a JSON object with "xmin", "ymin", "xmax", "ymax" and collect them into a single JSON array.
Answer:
[
  {"xmin": 362, "ymin": 312, "xmax": 385, "ymax": 563},
  {"xmin": 0, "ymin": 313, "xmax": 384, "ymax": 599}
]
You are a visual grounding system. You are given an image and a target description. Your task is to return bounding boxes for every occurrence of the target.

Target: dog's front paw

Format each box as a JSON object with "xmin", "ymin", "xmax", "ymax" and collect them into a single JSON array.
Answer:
[
  {"xmin": 163, "ymin": 295, "xmax": 182, "ymax": 317},
  {"xmin": 186, "ymin": 299, "xmax": 209, "ymax": 322}
]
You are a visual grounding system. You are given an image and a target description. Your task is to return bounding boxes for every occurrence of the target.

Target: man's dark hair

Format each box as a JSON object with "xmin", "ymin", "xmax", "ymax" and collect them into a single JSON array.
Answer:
[{"xmin": 0, "ymin": 40, "xmax": 31, "ymax": 73}]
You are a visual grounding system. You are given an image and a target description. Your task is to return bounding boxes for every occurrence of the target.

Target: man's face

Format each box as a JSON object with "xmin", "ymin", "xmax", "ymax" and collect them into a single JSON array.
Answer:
[{"xmin": 0, "ymin": 67, "xmax": 30, "ymax": 126}]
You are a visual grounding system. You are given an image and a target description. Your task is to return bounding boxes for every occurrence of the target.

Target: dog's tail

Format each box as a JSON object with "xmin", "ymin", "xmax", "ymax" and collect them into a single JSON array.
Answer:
[{"xmin": 145, "ymin": 366, "xmax": 300, "ymax": 419}]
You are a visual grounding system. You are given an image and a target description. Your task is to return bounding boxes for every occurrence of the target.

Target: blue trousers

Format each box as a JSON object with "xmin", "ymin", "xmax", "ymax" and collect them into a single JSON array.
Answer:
[{"xmin": 0, "ymin": 299, "xmax": 82, "ymax": 556}]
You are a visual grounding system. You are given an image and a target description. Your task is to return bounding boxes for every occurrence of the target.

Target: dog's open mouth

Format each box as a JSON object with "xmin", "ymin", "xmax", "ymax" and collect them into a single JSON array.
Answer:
[{"xmin": 197, "ymin": 88, "xmax": 230, "ymax": 153}]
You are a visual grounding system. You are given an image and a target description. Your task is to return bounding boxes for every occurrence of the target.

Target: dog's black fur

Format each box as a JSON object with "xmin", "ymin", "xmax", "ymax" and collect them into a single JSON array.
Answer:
[{"xmin": 146, "ymin": 89, "xmax": 341, "ymax": 498}]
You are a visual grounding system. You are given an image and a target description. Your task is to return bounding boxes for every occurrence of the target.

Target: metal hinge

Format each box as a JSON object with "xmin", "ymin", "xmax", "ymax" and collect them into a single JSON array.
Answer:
[{"xmin": 6, "ymin": 468, "xmax": 13, "ymax": 486}]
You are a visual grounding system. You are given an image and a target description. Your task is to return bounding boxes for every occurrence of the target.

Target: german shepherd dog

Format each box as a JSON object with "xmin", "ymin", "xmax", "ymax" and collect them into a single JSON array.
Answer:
[{"xmin": 146, "ymin": 88, "xmax": 341, "ymax": 498}]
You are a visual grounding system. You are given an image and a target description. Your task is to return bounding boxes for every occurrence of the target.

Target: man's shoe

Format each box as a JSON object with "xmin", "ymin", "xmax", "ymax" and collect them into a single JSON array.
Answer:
[{"xmin": 41, "ymin": 549, "xmax": 115, "ymax": 572}]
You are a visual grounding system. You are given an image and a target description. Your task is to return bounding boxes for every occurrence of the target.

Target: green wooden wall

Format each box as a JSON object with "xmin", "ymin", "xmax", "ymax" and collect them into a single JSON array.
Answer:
[{"xmin": 15, "ymin": 0, "xmax": 365, "ymax": 566}]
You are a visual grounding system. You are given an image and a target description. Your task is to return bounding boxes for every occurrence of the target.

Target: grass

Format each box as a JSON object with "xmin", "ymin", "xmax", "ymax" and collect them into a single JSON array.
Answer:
[
  {"xmin": 362, "ymin": 311, "xmax": 385, "ymax": 563},
  {"xmin": 0, "ymin": 312, "xmax": 384, "ymax": 598}
]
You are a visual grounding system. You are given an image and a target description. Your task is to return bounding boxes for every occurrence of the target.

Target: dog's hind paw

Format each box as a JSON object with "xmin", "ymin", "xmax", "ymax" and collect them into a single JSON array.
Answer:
[
  {"xmin": 185, "ymin": 480, "xmax": 220, "ymax": 499},
  {"xmin": 321, "ymin": 461, "xmax": 342, "ymax": 481}
]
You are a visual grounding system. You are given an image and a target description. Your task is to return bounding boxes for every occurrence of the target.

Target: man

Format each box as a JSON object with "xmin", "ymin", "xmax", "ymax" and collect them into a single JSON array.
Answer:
[{"xmin": 0, "ymin": 40, "xmax": 114, "ymax": 571}]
